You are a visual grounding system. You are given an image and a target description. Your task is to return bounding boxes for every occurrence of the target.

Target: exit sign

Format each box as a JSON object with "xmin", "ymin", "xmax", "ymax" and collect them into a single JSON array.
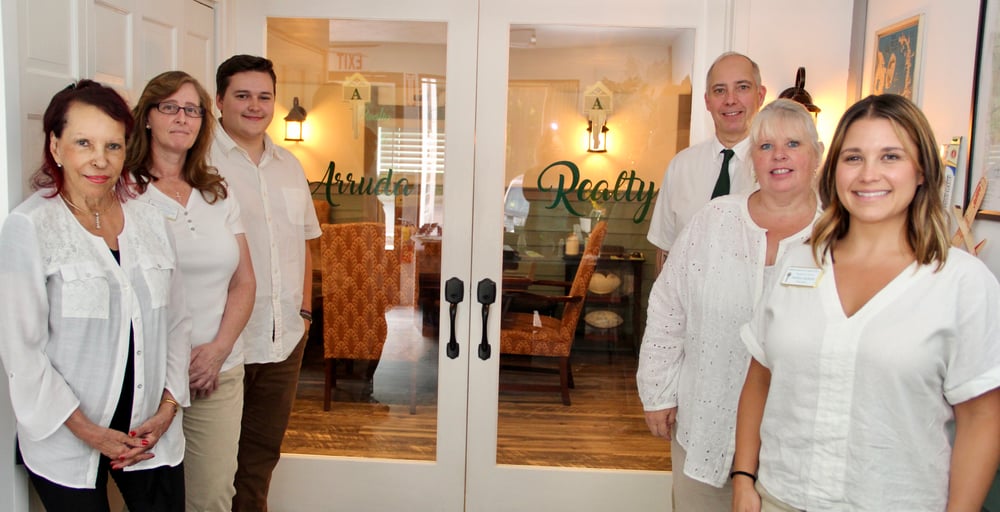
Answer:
[{"xmin": 336, "ymin": 52, "xmax": 364, "ymax": 71}]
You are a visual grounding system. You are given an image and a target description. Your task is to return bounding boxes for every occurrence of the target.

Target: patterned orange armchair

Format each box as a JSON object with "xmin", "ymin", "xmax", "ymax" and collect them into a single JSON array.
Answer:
[
  {"xmin": 499, "ymin": 220, "xmax": 607, "ymax": 405},
  {"xmin": 320, "ymin": 222, "xmax": 398, "ymax": 411}
]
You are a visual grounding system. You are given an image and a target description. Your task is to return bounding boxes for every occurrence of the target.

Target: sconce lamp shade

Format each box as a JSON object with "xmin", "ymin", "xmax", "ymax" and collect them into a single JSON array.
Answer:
[
  {"xmin": 586, "ymin": 120, "xmax": 609, "ymax": 153},
  {"xmin": 778, "ymin": 67, "xmax": 821, "ymax": 116},
  {"xmin": 284, "ymin": 96, "xmax": 307, "ymax": 141}
]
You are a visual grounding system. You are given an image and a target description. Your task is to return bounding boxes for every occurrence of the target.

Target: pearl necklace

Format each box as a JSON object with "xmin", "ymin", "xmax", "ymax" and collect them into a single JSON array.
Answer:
[{"xmin": 62, "ymin": 193, "xmax": 113, "ymax": 230}]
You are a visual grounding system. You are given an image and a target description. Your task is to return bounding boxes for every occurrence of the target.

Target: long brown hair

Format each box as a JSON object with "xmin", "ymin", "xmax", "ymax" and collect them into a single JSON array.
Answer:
[
  {"xmin": 811, "ymin": 94, "xmax": 948, "ymax": 269},
  {"xmin": 126, "ymin": 70, "xmax": 227, "ymax": 203}
]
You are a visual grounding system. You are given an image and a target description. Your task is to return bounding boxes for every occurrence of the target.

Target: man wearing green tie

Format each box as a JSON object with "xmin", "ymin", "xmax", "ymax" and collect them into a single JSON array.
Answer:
[{"xmin": 646, "ymin": 52, "xmax": 766, "ymax": 270}]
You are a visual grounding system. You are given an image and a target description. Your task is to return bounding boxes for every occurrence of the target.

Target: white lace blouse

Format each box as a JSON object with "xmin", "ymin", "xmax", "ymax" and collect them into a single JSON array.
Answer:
[
  {"xmin": 0, "ymin": 191, "xmax": 191, "ymax": 488},
  {"xmin": 637, "ymin": 193, "xmax": 816, "ymax": 487}
]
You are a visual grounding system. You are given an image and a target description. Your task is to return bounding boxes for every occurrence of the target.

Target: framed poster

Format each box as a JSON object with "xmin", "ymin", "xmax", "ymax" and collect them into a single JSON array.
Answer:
[
  {"xmin": 871, "ymin": 15, "xmax": 923, "ymax": 100},
  {"xmin": 967, "ymin": 0, "xmax": 1000, "ymax": 219}
]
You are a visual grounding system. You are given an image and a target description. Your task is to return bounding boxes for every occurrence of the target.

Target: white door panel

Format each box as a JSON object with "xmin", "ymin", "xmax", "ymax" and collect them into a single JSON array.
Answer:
[
  {"xmin": 139, "ymin": 17, "xmax": 176, "ymax": 85},
  {"xmin": 91, "ymin": 2, "xmax": 132, "ymax": 90},
  {"xmin": 182, "ymin": 0, "xmax": 213, "ymax": 93},
  {"xmin": 19, "ymin": 0, "xmax": 81, "ymax": 193}
]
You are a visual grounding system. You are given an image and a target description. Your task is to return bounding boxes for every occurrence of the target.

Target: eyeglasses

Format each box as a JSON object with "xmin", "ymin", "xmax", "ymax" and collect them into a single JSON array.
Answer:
[{"xmin": 154, "ymin": 102, "xmax": 206, "ymax": 118}]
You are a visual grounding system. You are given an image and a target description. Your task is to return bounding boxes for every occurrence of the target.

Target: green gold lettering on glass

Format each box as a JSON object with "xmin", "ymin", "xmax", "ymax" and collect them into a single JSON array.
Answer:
[
  {"xmin": 312, "ymin": 161, "xmax": 414, "ymax": 207},
  {"xmin": 537, "ymin": 160, "xmax": 657, "ymax": 224},
  {"xmin": 365, "ymin": 107, "xmax": 391, "ymax": 121}
]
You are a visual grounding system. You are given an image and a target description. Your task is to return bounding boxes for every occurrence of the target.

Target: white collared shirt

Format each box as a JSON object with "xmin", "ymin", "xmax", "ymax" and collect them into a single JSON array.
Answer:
[
  {"xmin": 0, "ymin": 191, "xmax": 191, "ymax": 488},
  {"xmin": 209, "ymin": 128, "xmax": 321, "ymax": 364},
  {"xmin": 637, "ymin": 193, "xmax": 817, "ymax": 487},
  {"xmin": 742, "ymin": 244, "xmax": 1000, "ymax": 511},
  {"xmin": 646, "ymin": 136, "xmax": 756, "ymax": 252},
  {"xmin": 138, "ymin": 184, "xmax": 246, "ymax": 372}
]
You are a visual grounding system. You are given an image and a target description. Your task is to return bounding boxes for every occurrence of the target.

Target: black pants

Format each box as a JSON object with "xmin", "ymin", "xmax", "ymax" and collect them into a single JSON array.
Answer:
[
  {"xmin": 27, "ymin": 328, "xmax": 184, "ymax": 511},
  {"xmin": 28, "ymin": 461, "xmax": 185, "ymax": 512}
]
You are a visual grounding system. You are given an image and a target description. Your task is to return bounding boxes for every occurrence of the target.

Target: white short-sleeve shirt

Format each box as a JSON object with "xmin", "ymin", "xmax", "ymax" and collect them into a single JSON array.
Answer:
[
  {"xmin": 742, "ymin": 244, "xmax": 1000, "ymax": 511},
  {"xmin": 646, "ymin": 136, "xmax": 756, "ymax": 252},
  {"xmin": 209, "ymin": 129, "xmax": 322, "ymax": 364},
  {"xmin": 138, "ymin": 185, "xmax": 246, "ymax": 372}
]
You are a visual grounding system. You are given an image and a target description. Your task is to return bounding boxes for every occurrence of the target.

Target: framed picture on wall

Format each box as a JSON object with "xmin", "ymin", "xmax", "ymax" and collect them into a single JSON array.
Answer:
[
  {"xmin": 967, "ymin": 0, "xmax": 1000, "ymax": 219},
  {"xmin": 871, "ymin": 15, "xmax": 923, "ymax": 100}
]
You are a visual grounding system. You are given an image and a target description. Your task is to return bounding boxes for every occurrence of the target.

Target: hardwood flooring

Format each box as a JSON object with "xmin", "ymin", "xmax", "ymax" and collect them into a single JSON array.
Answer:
[{"xmin": 282, "ymin": 330, "xmax": 671, "ymax": 471}]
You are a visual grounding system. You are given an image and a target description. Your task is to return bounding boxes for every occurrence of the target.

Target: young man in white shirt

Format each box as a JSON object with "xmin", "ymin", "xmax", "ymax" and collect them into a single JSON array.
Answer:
[
  {"xmin": 646, "ymin": 52, "xmax": 766, "ymax": 269},
  {"xmin": 209, "ymin": 54, "xmax": 322, "ymax": 512}
]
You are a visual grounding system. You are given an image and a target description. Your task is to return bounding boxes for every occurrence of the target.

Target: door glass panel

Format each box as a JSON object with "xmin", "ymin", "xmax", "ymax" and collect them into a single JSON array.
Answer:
[
  {"xmin": 498, "ymin": 24, "xmax": 693, "ymax": 470},
  {"xmin": 268, "ymin": 18, "xmax": 446, "ymax": 461}
]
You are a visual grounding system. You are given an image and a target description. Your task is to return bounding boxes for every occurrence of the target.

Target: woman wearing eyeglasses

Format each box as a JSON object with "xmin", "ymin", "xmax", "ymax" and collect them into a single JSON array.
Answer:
[{"xmin": 126, "ymin": 70, "xmax": 255, "ymax": 512}]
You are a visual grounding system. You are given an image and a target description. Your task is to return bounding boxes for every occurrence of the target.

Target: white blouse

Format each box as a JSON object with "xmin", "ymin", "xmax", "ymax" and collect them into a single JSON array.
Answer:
[
  {"xmin": 138, "ymin": 185, "xmax": 245, "ymax": 372},
  {"xmin": 0, "ymin": 191, "xmax": 191, "ymax": 488},
  {"xmin": 742, "ymin": 244, "xmax": 1000, "ymax": 511},
  {"xmin": 637, "ymin": 193, "xmax": 816, "ymax": 486}
]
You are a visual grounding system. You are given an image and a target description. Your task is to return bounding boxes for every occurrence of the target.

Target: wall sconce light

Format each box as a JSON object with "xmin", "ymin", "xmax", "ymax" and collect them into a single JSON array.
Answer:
[
  {"xmin": 583, "ymin": 81, "xmax": 613, "ymax": 153},
  {"xmin": 586, "ymin": 120, "xmax": 609, "ymax": 153},
  {"xmin": 284, "ymin": 96, "xmax": 307, "ymax": 142},
  {"xmin": 778, "ymin": 67, "xmax": 821, "ymax": 118}
]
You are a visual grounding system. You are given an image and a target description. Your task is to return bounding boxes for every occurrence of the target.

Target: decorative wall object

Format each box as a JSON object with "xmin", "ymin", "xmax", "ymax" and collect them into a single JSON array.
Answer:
[
  {"xmin": 871, "ymin": 15, "xmax": 923, "ymax": 100},
  {"xmin": 967, "ymin": 0, "xmax": 1000, "ymax": 219}
]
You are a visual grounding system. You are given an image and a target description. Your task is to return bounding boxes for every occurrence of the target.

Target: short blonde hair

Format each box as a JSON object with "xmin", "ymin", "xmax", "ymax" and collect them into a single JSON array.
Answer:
[{"xmin": 749, "ymin": 98, "xmax": 823, "ymax": 164}]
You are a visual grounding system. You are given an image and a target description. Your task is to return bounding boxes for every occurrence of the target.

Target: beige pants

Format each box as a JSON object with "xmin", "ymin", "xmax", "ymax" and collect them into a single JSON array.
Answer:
[
  {"xmin": 183, "ymin": 364, "xmax": 245, "ymax": 512},
  {"xmin": 670, "ymin": 436, "xmax": 733, "ymax": 512},
  {"xmin": 757, "ymin": 481, "xmax": 804, "ymax": 512}
]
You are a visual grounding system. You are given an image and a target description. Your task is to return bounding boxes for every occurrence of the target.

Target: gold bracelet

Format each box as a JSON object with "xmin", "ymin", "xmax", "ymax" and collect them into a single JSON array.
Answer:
[{"xmin": 161, "ymin": 397, "xmax": 180, "ymax": 415}]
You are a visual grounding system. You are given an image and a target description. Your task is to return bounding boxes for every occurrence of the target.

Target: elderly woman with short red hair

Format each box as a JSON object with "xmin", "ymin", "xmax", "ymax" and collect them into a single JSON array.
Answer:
[{"xmin": 0, "ymin": 80, "xmax": 190, "ymax": 511}]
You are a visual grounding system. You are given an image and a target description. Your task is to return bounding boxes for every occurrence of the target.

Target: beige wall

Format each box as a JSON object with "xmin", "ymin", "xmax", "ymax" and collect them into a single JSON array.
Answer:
[{"xmin": 745, "ymin": 0, "xmax": 855, "ymax": 150}]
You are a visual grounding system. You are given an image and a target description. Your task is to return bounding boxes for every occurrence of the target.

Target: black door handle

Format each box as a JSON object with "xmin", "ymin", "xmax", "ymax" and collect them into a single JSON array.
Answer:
[
  {"xmin": 477, "ymin": 279, "xmax": 496, "ymax": 360},
  {"xmin": 444, "ymin": 277, "xmax": 464, "ymax": 359}
]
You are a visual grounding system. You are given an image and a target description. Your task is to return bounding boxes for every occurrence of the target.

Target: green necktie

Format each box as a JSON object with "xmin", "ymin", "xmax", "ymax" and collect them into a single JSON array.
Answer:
[{"xmin": 711, "ymin": 149, "xmax": 735, "ymax": 199}]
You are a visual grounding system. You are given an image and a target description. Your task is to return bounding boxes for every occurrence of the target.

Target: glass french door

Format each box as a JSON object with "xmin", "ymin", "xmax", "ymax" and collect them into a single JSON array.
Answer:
[{"xmin": 259, "ymin": 1, "xmax": 724, "ymax": 510}]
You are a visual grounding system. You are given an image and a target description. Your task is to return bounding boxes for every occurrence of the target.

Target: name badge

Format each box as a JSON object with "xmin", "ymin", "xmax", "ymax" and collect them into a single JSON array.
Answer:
[{"xmin": 781, "ymin": 266, "xmax": 823, "ymax": 287}]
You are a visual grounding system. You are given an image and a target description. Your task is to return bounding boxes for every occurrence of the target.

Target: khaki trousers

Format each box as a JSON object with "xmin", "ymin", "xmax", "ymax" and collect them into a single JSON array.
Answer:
[
  {"xmin": 183, "ymin": 364, "xmax": 245, "ymax": 512},
  {"xmin": 670, "ymin": 436, "xmax": 733, "ymax": 512}
]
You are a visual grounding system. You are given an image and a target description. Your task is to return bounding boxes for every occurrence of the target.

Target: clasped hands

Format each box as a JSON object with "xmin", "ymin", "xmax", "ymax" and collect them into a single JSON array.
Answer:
[{"xmin": 74, "ymin": 401, "xmax": 176, "ymax": 471}]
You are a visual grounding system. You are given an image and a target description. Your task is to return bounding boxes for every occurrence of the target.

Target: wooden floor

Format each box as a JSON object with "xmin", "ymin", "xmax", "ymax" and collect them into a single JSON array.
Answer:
[{"xmin": 282, "ymin": 316, "xmax": 671, "ymax": 471}]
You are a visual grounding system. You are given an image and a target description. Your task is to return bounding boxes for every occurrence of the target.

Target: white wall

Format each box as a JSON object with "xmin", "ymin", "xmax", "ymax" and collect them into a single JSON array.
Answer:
[
  {"xmin": 865, "ymin": 0, "xmax": 999, "ymax": 272},
  {"xmin": 744, "ymin": 0, "xmax": 855, "ymax": 150}
]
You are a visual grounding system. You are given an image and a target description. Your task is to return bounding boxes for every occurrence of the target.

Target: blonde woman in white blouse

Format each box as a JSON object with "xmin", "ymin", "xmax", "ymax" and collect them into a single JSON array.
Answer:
[{"xmin": 637, "ymin": 99, "xmax": 821, "ymax": 511}]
